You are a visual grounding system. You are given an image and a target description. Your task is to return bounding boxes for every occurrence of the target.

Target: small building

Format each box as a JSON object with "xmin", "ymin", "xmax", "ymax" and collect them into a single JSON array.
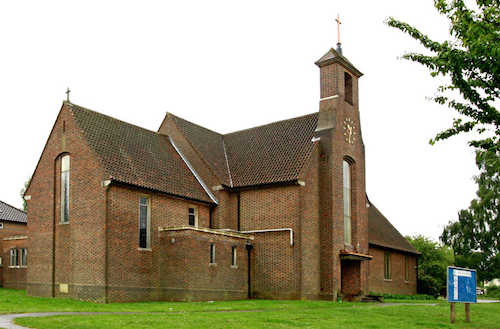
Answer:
[
  {"xmin": 0, "ymin": 200, "xmax": 28, "ymax": 288},
  {"xmin": 24, "ymin": 45, "xmax": 419, "ymax": 302}
]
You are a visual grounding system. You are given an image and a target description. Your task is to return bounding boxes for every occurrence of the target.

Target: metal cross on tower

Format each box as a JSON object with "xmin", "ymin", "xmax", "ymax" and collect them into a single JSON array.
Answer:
[{"xmin": 66, "ymin": 87, "xmax": 71, "ymax": 102}]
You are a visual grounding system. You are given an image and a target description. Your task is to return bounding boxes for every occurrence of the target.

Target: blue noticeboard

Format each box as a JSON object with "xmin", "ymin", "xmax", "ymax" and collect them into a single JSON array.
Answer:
[{"xmin": 447, "ymin": 266, "xmax": 477, "ymax": 303}]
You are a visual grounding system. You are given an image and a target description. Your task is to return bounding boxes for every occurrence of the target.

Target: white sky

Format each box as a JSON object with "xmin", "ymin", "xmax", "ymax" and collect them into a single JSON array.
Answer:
[{"xmin": 0, "ymin": 0, "xmax": 479, "ymax": 241}]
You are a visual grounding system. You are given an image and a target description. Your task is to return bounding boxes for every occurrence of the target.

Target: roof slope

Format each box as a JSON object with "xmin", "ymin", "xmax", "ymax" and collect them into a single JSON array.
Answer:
[
  {"xmin": 169, "ymin": 113, "xmax": 318, "ymax": 188},
  {"xmin": 0, "ymin": 200, "xmax": 27, "ymax": 223},
  {"xmin": 168, "ymin": 114, "xmax": 231, "ymax": 186},
  {"xmin": 224, "ymin": 113, "xmax": 318, "ymax": 187},
  {"xmin": 67, "ymin": 103, "xmax": 214, "ymax": 204},
  {"xmin": 368, "ymin": 202, "xmax": 420, "ymax": 255}
]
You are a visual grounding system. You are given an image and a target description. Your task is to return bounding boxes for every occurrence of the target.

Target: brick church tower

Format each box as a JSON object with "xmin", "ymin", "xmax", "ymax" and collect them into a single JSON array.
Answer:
[{"xmin": 314, "ymin": 46, "xmax": 372, "ymax": 300}]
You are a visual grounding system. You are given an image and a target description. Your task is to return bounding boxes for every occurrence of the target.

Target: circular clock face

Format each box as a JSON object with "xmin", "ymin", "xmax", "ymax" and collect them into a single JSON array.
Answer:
[{"xmin": 343, "ymin": 118, "xmax": 356, "ymax": 144}]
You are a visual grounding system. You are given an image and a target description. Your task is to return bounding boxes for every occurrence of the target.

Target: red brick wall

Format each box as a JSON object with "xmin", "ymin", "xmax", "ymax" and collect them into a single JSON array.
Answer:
[
  {"xmin": 2, "ymin": 237, "xmax": 27, "ymax": 289},
  {"xmin": 369, "ymin": 246, "xmax": 417, "ymax": 295},
  {"xmin": 299, "ymin": 146, "xmax": 321, "ymax": 299},
  {"xmin": 159, "ymin": 229, "xmax": 249, "ymax": 302},
  {"xmin": 0, "ymin": 221, "xmax": 27, "ymax": 240},
  {"xmin": 25, "ymin": 103, "xmax": 108, "ymax": 301},
  {"xmin": 238, "ymin": 185, "xmax": 302, "ymax": 299},
  {"xmin": 106, "ymin": 185, "xmax": 213, "ymax": 302}
]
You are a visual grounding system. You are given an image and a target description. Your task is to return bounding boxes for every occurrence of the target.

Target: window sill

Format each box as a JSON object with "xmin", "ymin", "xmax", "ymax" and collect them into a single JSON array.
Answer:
[
  {"xmin": 209, "ymin": 263, "xmax": 217, "ymax": 266},
  {"xmin": 384, "ymin": 279, "xmax": 392, "ymax": 282},
  {"xmin": 9, "ymin": 266, "xmax": 21, "ymax": 269},
  {"xmin": 405, "ymin": 280, "xmax": 410, "ymax": 284},
  {"xmin": 59, "ymin": 222, "xmax": 70, "ymax": 225},
  {"xmin": 231, "ymin": 265, "xmax": 238, "ymax": 269},
  {"xmin": 138, "ymin": 247, "xmax": 151, "ymax": 252}
]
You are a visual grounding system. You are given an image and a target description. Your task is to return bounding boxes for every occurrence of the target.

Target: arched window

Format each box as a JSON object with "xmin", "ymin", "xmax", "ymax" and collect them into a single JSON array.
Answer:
[
  {"xmin": 344, "ymin": 72, "xmax": 353, "ymax": 104},
  {"xmin": 61, "ymin": 155, "xmax": 70, "ymax": 223},
  {"xmin": 343, "ymin": 159, "xmax": 352, "ymax": 245}
]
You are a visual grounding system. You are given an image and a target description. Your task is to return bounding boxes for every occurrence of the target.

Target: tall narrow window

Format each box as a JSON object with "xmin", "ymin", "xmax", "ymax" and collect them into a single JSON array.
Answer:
[
  {"xmin": 10, "ymin": 249, "xmax": 19, "ymax": 267},
  {"xmin": 343, "ymin": 160, "xmax": 352, "ymax": 245},
  {"xmin": 345, "ymin": 72, "xmax": 353, "ymax": 104},
  {"xmin": 20, "ymin": 248, "xmax": 27, "ymax": 267},
  {"xmin": 60, "ymin": 155, "xmax": 70, "ymax": 223},
  {"xmin": 405, "ymin": 255, "xmax": 410, "ymax": 282},
  {"xmin": 188, "ymin": 206, "xmax": 198, "ymax": 227},
  {"xmin": 139, "ymin": 196, "xmax": 150, "ymax": 249},
  {"xmin": 231, "ymin": 246, "xmax": 237, "ymax": 267},
  {"xmin": 384, "ymin": 251, "xmax": 392, "ymax": 280},
  {"xmin": 210, "ymin": 243, "xmax": 216, "ymax": 265}
]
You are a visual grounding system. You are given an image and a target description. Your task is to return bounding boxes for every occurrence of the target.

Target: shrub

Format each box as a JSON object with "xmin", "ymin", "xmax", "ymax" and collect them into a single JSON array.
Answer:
[
  {"xmin": 378, "ymin": 293, "xmax": 437, "ymax": 300},
  {"xmin": 485, "ymin": 285, "xmax": 500, "ymax": 297}
]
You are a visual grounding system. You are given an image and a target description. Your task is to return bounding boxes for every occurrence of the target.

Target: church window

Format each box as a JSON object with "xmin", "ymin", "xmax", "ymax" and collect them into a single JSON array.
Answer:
[
  {"xmin": 10, "ymin": 249, "xmax": 19, "ymax": 267},
  {"xmin": 20, "ymin": 248, "xmax": 27, "ymax": 267},
  {"xmin": 345, "ymin": 72, "xmax": 353, "ymax": 104},
  {"xmin": 384, "ymin": 251, "xmax": 392, "ymax": 280},
  {"xmin": 0, "ymin": 222, "xmax": 3, "ymax": 229},
  {"xmin": 231, "ymin": 246, "xmax": 237, "ymax": 267},
  {"xmin": 0, "ymin": 256, "xmax": 2, "ymax": 266},
  {"xmin": 405, "ymin": 255, "xmax": 409, "ymax": 282},
  {"xmin": 60, "ymin": 155, "xmax": 70, "ymax": 223},
  {"xmin": 139, "ymin": 196, "xmax": 151, "ymax": 249},
  {"xmin": 210, "ymin": 243, "xmax": 216, "ymax": 265},
  {"xmin": 188, "ymin": 206, "xmax": 198, "ymax": 227},
  {"xmin": 343, "ymin": 160, "xmax": 352, "ymax": 245}
]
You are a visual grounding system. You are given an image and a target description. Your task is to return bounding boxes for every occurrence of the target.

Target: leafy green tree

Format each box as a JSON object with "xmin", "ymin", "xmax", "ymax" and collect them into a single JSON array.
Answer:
[
  {"xmin": 386, "ymin": 0, "xmax": 500, "ymax": 151},
  {"xmin": 406, "ymin": 235, "xmax": 454, "ymax": 296},
  {"xmin": 441, "ymin": 148, "xmax": 500, "ymax": 281}
]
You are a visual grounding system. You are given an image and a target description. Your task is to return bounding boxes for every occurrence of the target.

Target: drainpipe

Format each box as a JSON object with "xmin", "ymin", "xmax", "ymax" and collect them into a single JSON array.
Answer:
[{"xmin": 246, "ymin": 242, "xmax": 253, "ymax": 299}]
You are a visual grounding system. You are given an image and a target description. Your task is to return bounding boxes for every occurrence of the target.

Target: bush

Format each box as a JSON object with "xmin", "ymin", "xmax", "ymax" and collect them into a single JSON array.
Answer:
[
  {"xmin": 485, "ymin": 285, "xmax": 500, "ymax": 297},
  {"xmin": 417, "ymin": 274, "xmax": 441, "ymax": 298},
  {"xmin": 378, "ymin": 293, "xmax": 437, "ymax": 300}
]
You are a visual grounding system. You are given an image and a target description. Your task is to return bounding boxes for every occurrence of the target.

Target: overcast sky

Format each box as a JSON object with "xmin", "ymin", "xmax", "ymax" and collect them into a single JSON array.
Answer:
[{"xmin": 0, "ymin": 0, "xmax": 479, "ymax": 241}]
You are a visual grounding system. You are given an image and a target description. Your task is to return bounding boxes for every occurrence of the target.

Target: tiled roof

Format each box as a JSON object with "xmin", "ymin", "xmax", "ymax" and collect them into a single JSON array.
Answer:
[
  {"xmin": 224, "ymin": 113, "xmax": 318, "ymax": 187},
  {"xmin": 168, "ymin": 114, "xmax": 231, "ymax": 186},
  {"xmin": 169, "ymin": 113, "xmax": 319, "ymax": 188},
  {"xmin": 368, "ymin": 202, "xmax": 420, "ymax": 255},
  {"xmin": 67, "ymin": 103, "xmax": 215, "ymax": 204},
  {"xmin": 0, "ymin": 200, "xmax": 27, "ymax": 223}
]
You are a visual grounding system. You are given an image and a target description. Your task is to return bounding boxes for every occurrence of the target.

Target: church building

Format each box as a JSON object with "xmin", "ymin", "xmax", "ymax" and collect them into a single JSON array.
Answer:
[{"xmin": 23, "ymin": 45, "xmax": 420, "ymax": 302}]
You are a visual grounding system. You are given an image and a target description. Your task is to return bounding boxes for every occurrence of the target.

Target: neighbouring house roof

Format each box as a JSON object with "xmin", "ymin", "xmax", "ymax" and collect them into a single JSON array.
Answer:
[
  {"xmin": 168, "ymin": 113, "xmax": 319, "ymax": 188},
  {"xmin": 368, "ymin": 202, "xmax": 420, "ymax": 255},
  {"xmin": 67, "ymin": 103, "xmax": 215, "ymax": 204},
  {"xmin": 0, "ymin": 200, "xmax": 27, "ymax": 224}
]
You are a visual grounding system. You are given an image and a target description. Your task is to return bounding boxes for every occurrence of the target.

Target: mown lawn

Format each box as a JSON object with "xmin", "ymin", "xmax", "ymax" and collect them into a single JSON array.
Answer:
[{"xmin": 1, "ymin": 289, "xmax": 499, "ymax": 329}]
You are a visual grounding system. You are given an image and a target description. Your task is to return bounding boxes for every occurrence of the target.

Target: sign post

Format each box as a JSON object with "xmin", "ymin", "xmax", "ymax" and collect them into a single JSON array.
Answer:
[{"xmin": 447, "ymin": 266, "xmax": 477, "ymax": 323}]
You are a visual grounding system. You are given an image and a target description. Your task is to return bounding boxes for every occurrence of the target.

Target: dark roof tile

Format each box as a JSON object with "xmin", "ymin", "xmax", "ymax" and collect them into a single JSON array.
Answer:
[
  {"xmin": 67, "ymin": 103, "xmax": 214, "ymax": 204},
  {"xmin": 0, "ymin": 200, "xmax": 27, "ymax": 223},
  {"xmin": 368, "ymin": 202, "xmax": 420, "ymax": 255}
]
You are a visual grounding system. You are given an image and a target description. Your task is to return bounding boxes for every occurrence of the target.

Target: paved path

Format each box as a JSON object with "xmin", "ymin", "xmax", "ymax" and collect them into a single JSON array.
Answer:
[{"xmin": 0, "ymin": 312, "xmax": 135, "ymax": 329}]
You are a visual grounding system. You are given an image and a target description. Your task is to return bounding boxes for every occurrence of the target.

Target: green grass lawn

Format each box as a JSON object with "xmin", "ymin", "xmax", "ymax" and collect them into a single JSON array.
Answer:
[{"xmin": 1, "ymin": 288, "xmax": 499, "ymax": 329}]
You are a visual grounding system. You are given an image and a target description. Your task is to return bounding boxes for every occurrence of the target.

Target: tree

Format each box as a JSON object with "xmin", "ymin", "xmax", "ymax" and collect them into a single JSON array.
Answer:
[
  {"xmin": 19, "ymin": 177, "xmax": 30, "ymax": 212},
  {"xmin": 406, "ymin": 235, "xmax": 454, "ymax": 296},
  {"xmin": 441, "ymin": 148, "xmax": 500, "ymax": 281},
  {"xmin": 386, "ymin": 0, "xmax": 500, "ymax": 151}
]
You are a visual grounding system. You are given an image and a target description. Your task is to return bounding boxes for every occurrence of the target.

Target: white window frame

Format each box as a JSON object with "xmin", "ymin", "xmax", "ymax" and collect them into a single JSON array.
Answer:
[
  {"xmin": 10, "ymin": 249, "xmax": 19, "ymax": 267},
  {"xmin": 20, "ymin": 248, "xmax": 27, "ymax": 267},
  {"xmin": 60, "ymin": 155, "xmax": 70, "ymax": 224},
  {"xmin": 138, "ymin": 195, "xmax": 151, "ymax": 250},
  {"xmin": 188, "ymin": 205, "xmax": 198, "ymax": 227},
  {"xmin": 384, "ymin": 251, "xmax": 392, "ymax": 280},
  {"xmin": 210, "ymin": 243, "xmax": 216, "ymax": 266},
  {"xmin": 0, "ymin": 256, "xmax": 3, "ymax": 267},
  {"xmin": 343, "ymin": 160, "xmax": 352, "ymax": 246},
  {"xmin": 405, "ymin": 255, "xmax": 410, "ymax": 282},
  {"xmin": 231, "ymin": 246, "xmax": 237, "ymax": 268}
]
